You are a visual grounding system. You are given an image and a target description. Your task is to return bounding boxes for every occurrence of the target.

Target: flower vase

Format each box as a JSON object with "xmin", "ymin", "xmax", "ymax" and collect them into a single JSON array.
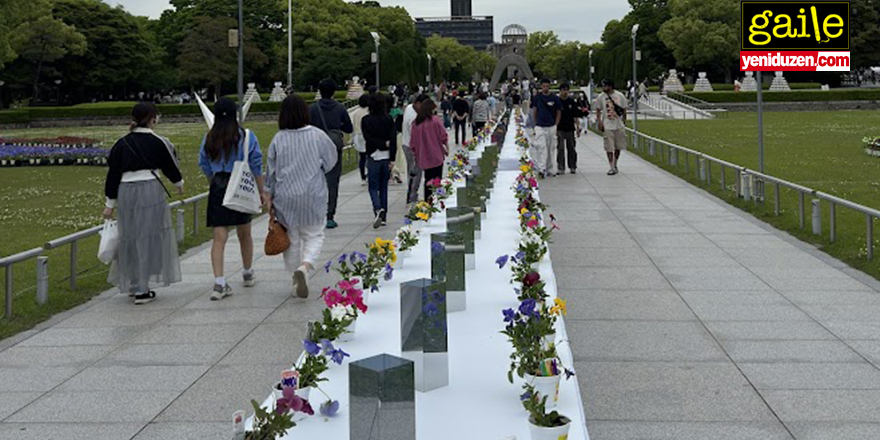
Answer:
[
  {"xmin": 273, "ymin": 383, "xmax": 284, "ymax": 401},
  {"xmin": 524, "ymin": 372, "xmax": 562, "ymax": 409},
  {"xmin": 337, "ymin": 319, "xmax": 357, "ymax": 343},
  {"xmin": 528, "ymin": 415, "xmax": 571, "ymax": 440},
  {"xmin": 543, "ymin": 332, "xmax": 556, "ymax": 348}
]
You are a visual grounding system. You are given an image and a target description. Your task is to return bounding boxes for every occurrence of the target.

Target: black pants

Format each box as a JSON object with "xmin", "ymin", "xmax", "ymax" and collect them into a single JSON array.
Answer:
[
  {"xmin": 454, "ymin": 118, "xmax": 468, "ymax": 144},
  {"xmin": 358, "ymin": 152, "xmax": 367, "ymax": 181},
  {"xmin": 557, "ymin": 130, "xmax": 577, "ymax": 171},
  {"xmin": 473, "ymin": 121, "xmax": 486, "ymax": 137},
  {"xmin": 423, "ymin": 165, "xmax": 444, "ymax": 203},
  {"xmin": 325, "ymin": 146, "xmax": 343, "ymax": 220}
]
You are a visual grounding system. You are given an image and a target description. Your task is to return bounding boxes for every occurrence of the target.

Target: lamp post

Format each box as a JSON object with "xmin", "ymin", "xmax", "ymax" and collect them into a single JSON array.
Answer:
[
  {"xmin": 371, "ymin": 32, "xmax": 381, "ymax": 89},
  {"xmin": 588, "ymin": 49, "xmax": 594, "ymax": 104},
  {"xmin": 427, "ymin": 54, "xmax": 432, "ymax": 86},
  {"xmin": 757, "ymin": 71, "xmax": 764, "ymax": 173},
  {"xmin": 631, "ymin": 24, "xmax": 640, "ymax": 144},
  {"xmin": 287, "ymin": 0, "xmax": 293, "ymax": 90},
  {"xmin": 54, "ymin": 79, "xmax": 62, "ymax": 105},
  {"xmin": 236, "ymin": 0, "xmax": 244, "ymax": 123},
  {"xmin": 0, "ymin": 80, "xmax": 6, "ymax": 110}
]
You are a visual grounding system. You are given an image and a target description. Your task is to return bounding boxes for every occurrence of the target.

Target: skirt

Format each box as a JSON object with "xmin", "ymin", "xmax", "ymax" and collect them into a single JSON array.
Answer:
[
  {"xmin": 207, "ymin": 172, "xmax": 253, "ymax": 227},
  {"xmin": 108, "ymin": 180, "xmax": 182, "ymax": 293}
]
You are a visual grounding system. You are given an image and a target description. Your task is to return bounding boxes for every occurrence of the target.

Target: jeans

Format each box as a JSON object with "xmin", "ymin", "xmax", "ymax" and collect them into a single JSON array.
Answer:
[
  {"xmin": 358, "ymin": 152, "xmax": 367, "ymax": 181},
  {"xmin": 325, "ymin": 146, "xmax": 343, "ymax": 220},
  {"xmin": 453, "ymin": 118, "xmax": 468, "ymax": 144},
  {"xmin": 367, "ymin": 157, "xmax": 390, "ymax": 214},
  {"xmin": 556, "ymin": 130, "xmax": 577, "ymax": 172},
  {"xmin": 402, "ymin": 145, "xmax": 421, "ymax": 204},
  {"xmin": 472, "ymin": 121, "xmax": 486, "ymax": 137},
  {"xmin": 282, "ymin": 224, "xmax": 325, "ymax": 271},
  {"xmin": 423, "ymin": 165, "xmax": 443, "ymax": 203},
  {"xmin": 534, "ymin": 125, "xmax": 558, "ymax": 175}
]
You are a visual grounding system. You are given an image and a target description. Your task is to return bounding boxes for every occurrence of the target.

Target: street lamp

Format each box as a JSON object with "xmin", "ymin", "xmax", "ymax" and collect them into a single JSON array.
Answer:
[
  {"xmin": 588, "ymin": 49, "xmax": 594, "ymax": 104},
  {"xmin": 0, "ymin": 80, "xmax": 5, "ymax": 110},
  {"xmin": 54, "ymin": 79, "xmax": 62, "ymax": 105},
  {"xmin": 427, "ymin": 54, "xmax": 432, "ymax": 85},
  {"xmin": 631, "ymin": 24, "xmax": 640, "ymax": 145},
  {"xmin": 370, "ymin": 31, "xmax": 381, "ymax": 89},
  {"xmin": 287, "ymin": 0, "xmax": 293, "ymax": 90},
  {"xmin": 236, "ymin": 0, "xmax": 244, "ymax": 123},
  {"xmin": 757, "ymin": 71, "xmax": 764, "ymax": 173}
]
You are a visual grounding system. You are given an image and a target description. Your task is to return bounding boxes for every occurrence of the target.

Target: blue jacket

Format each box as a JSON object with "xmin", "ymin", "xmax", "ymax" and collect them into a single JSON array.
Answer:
[{"xmin": 198, "ymin": 128, "xmax": 263, "ymax": 178}]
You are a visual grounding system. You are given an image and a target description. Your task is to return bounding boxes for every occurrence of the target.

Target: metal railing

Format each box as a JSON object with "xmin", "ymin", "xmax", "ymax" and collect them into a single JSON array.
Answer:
[
  {"xmin": 617, "ymin": 126, "xmax": 878, "ymax": 261},
  {"xmin": 1, "ymin": 192, "xmax": 209, "ymax": 319}
]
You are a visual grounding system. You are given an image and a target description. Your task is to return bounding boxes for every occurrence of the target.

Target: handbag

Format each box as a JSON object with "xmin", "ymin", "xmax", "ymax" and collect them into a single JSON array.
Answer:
[
  {"xmin": 222, "ymin": 129, "xmax": 262, "ymax": 214},
  {"xmin": 97, "ymin": 220, "xmax": 119, "ymax": 264},
  {"xmin": 317, "ymin": 104, "xmax": 345, "ymax": 150},
  {"xmin": 264, "ymin": 210, "xmax": 290, "ymax": 256}
]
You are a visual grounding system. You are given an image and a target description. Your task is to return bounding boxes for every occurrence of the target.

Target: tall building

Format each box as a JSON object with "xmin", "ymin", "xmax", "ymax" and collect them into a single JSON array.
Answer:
[{"xmin": 451, "ymin": 0, "xmax": 471, "ymax": 17}]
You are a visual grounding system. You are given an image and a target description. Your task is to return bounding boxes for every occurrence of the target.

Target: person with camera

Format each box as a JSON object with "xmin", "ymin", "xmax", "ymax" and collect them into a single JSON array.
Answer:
[{"xmin": 595, "ymin": 79, "xmax": 628, "ymax": 176}]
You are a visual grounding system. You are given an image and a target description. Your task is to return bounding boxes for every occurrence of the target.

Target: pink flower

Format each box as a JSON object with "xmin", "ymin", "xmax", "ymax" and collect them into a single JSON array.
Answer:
[
  {"xmin": 526, "ymin": 219, "xmax": 539, "ymax": 229},
  {"xmin": 323, "ymin": 289, "xmax": 342, "ymax": 308},
  {"xmin": 338, "ymin": 279, "xmax": 353, "ymax": 291},
  {"xmin": 528, "ymin": 178, "xmax": 538, "ymax": 187}
]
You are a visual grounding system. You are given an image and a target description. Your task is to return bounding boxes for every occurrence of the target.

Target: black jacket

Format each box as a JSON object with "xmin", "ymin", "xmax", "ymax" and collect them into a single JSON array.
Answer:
[
  {"xmin": 309, "ymin": 99, "xmax": 353, "ymax": 134},
  {"xmin": 104, "ymin": 130, "xmax": 182, "ymax": 201},
  {"xmin": 362, "ymin": 113, "xmax": 398, "ymax": 162}
]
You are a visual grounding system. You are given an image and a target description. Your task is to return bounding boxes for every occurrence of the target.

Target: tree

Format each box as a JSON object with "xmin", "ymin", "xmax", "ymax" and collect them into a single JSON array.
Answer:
[
  {"xmin": 178, "ymin": 16, "xmax": 268, "ymax": 98},
  {"xmin": 426, "ymin": 35, "xmax": 479, "ymax": 83},
  {"xmin": 0, "ymin": 0, "xmax": 51, "ymax": 68},
  {"xmin": 11, "ymin": 15, "xmax": 85, "ymax": 100},
  {"xmin": 658, "ymin": 0, "xmax": 739, "ymax": 82},
  {"xmin": 526, "ymin": 30, "xmax": 560, "ymax": 76},
  {"xmin": 850, "ymin": 0, "xmax": 880, "ymax": 69}
]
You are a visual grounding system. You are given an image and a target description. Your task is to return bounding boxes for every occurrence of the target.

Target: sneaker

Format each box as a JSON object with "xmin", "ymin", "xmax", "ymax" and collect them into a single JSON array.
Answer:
[
  {"xmin": 538, "ymin": 172, "xmax": 545, "ymax": 179},
  {"xmin": 570, "ymin": 169, "xmax": 577, "ymax": 174},
  {"xmin": 211, "ymin": 284, "xmax": 233, "ymax": 301},
  {"xmin": 326, "ymin": 219, "xmax": 338, "ymax": 229},
  {"xmin": 607, "ymin": 168, "xmax": 616, "ymax": 175},
  {"xmin": 380, "ymin": 211, "xmax": 387, "ymax": 226},
  {"xmin": 614, "ymin": 165, "xmax": 619, "ymax": 174},
  {"xmin": 134, "ymin": 291, "xmax": 156, "ymax": 305},
  {"xmin": 293, "ymin": 266, "xmax": 309, "ymax": 298},
  {"xmin": 361, "ymin": 179, "xmax": 367, "ymax": 187},
  {"xmin": 373, "ymin": 209, "xmax": 385, "ymax": 229},
  {"xmin": 243, "ymin": 271, "xmax": 256, "ymax": 288}
]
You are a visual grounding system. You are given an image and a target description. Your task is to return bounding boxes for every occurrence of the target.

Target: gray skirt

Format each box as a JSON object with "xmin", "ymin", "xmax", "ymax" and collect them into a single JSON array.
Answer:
[{"xmin": 108, "ymin": 180, "xmax": 182, "ymax": 293}]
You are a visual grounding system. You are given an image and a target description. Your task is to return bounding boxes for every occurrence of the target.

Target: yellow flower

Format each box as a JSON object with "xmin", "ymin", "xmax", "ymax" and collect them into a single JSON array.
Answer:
[
  {"xmin": 520, "ymin": 165, "xmax": 530, "ymax": 173},
  {"xmin": 416, "ymin": 212, "xmax": 429, "ymax": 220},
  {"xmin": 390, "ymin": 251, "xmax": 397, "ymax": 263},
  {"xmin": 520, "ymin": 208, "xmax": 528, "ymax": 215},
  {"xmin": 550, "ymin": 298, "xmax": 567, "ymax": 316}
]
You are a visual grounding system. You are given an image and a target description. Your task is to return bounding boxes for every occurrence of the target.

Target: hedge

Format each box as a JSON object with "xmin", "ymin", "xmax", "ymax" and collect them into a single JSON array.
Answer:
[
  {"xmin": 686, "ymin": 88, "xmax": 880, "ymax": 103},
  {"xmin": 647, "ymin": 82, "xmax": 821, "ymax": 92},
  {"xmin": 0, "ymin": 110, "xmax": 31, "ymax": 125}
]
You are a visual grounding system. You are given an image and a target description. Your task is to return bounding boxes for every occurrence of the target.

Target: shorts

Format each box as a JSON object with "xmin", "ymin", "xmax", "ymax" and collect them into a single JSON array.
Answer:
[{"xmin": 603, "ymin": 128, "xmax": 627, "ymax": 152}]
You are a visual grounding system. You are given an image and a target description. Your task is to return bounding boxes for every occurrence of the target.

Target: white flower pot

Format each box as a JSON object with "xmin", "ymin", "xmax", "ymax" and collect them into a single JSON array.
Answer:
[
  {"xmin": 524, "ymin": 372, "xmax": 562, "ymax": 409},
  {"xmin": 337, "ymin": 318, "xmax": 357, "ymax": 343},
  {"xmin": 866, "ymin": 148, "xmax": 880, "ymax": 158},
  {"xmin": 528, "ymin": 416, "xmax": 571, "ymax": 440},
  {"xmin": 543, "ymin": 332, "xmax": 556, "ymax": 348},
  {"xmin": 295, "ymin": 386, "xmax": 311, "ymax": 401}
]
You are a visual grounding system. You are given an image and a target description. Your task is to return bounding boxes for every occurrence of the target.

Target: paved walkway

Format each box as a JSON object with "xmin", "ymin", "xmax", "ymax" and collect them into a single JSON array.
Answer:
[{"xmin": 543, "ymin": 131, "xmax": 880, "ymax": 440}]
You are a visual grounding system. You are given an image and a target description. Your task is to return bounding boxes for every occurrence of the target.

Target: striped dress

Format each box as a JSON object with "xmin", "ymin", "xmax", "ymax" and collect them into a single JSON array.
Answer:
[{"xmin": 266, "ymin": 126, "xmax": 339, "ymax": 228}]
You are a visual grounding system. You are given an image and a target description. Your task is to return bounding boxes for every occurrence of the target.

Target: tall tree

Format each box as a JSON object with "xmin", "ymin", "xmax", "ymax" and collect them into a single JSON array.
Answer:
[
  {"xmin": 526, "ymin": 30, "xmax": 561, "ymax": 76},
  {"xmin": 850, "ymin": 0, "xmax": 880, "ymax": 69},
  {"xmin": 11, "ymin": 15, "xmax": 85, "ymax": 100},
  {"xmin": 426, "ymin": 35, "xmax": 480, "ymax": 83},
  {"xmin": 0, "ymin": 0, "xmax": 51, "ymax": 68},
  {"xmin": 658, "ymin": 0, "xmax": 739, "ymax": 82}
]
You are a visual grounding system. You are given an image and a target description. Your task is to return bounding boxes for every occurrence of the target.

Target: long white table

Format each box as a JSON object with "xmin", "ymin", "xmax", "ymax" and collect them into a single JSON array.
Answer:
[{"xmin": 252, "ymin": 117, "xmax": 590, "ymax": 440}]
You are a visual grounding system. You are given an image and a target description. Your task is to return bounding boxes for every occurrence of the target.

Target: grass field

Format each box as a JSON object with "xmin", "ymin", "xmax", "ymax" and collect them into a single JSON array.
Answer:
[
  {"xmin": 635, "ymin": 110, "xmax": 880, "ymax": 279},
  {"xmin": 0, "ymin": 121, "xmax": 358, "ymax": 340}
]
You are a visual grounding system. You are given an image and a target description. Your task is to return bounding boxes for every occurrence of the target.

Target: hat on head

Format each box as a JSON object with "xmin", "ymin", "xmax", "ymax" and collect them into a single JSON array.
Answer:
[{"xmin": 214, "ymin": 97, "xmax": 237, "ymax": 119}]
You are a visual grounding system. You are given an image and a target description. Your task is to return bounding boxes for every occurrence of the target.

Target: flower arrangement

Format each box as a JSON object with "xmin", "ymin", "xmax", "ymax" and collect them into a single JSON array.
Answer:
[
  {"xmin": 864, "ymin": 136, "xmax": 880, "ymax": 156},
  {"xmin": 323, "ymin": 252, "xmax": 380, "ymax": 293},
  {"xmin": 315, "ymin": 279, "xmax": 367, "ymax": 340},
  {"xmin": 405, "ymin": 201, "xmax": 439, "ymax": 222},
  {"xmin": 245, "ymin": 399, "xmax": 297, "ymax": 440},
  {"xmin": 521, "ymin": 384, "xmax": 571, "ymax": 429},
  {"xmin": 447, "ymin": 151, "xmax": 470, "ymax": 180},
  {"xmin": 395, "ymin": 224, "xmax": 419, "ymax": 252}
]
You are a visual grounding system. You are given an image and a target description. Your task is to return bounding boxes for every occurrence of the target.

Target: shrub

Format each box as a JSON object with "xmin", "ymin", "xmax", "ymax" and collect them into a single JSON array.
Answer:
[{"xmin": 686, "ymin": 89, "xmax": 880, "ymax": 103}]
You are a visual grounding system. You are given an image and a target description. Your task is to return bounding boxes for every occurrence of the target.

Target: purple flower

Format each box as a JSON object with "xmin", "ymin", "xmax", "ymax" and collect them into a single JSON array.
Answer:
[
  {"xmin": 519, "ymin": 299, "xmax": 538, "ymax": 318},
  {"xmin": 320, "ymin": 399, "xmax": 340, "ymax": 417},
  {"xmin": 502, "ymin": 308, "xmax": 516, "ymax": 323},
  {"xmin": 520, "ymin": 390, "xmax": 533, "ymax": 401},
  {"xmin": 371, "ymin": 284, "xmax": 379, "ymax": 293},
  {"xmin": 351, "ymin": 251, "xmax": 367, "ymax": 263},
  {"xmin": 330, "ymin": 348, "xmax": 350, "ymax": 365},
  {"xmin": 436, "ymin": 188, "xmax": 446, "ymax": 197},
  {"xmin": 496, "ymin": 255, "xmax": 509, "ymax": 269},
  {"xmin": 338, "ymin": 254, "xmax": 348, "ymax": 264},
  {"xmin": 403, "ymin": 218, "xmax": 412, "ymax": 225},
  {"xmin": 320, "ymin": 339, "xmax": 334, "ymax": 355},
  {"xmin": 423, "ymin": 302, "xmax": 439, "ymax": 316},
  {"xmin": 514, "ymin": 251, "xmax": 525, "ymax": 261},
  {"xmin": 432, "ymin": 290, "xmax": 444, "ymax": 303},
  {"xmin": 384, "ymin": 263, "xmax": 394, "ymax": 281},
  {"xmin": 431, "ymin": 242, "xmax": 444, "ymax": 255},
  {"xmin": 303, "ymin": 339, "xmax": 320, "ymax": 356},
  {"xmin": 323, "ymin": 260, "xmax": 332, "ymax": 273}
]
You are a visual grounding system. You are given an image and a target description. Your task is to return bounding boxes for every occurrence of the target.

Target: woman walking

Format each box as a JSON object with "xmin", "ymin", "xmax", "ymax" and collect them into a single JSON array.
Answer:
[
  {"xmin": 103, "ymin": 102, "xmax": 183, "ymax": 305},
  {"xmin": 351, "ymin": 94, "xmax": 370, "ymax": 186},
  {"xmin": 198, "ymin": 98, "xmax": 264, "ymax": 301},
  {"xmin": 471, "ymin": 92, "xmax": 490, "ymax": 137},
  {"xmin": 362, "ymin": 93, "xmax": 398, "ymax": 229},
  {"xmin": 410, "ymin": 98, "xmax": 449, "ymax": 203},
  {"xmin": 264, "ymin": 95, "xmax": 338, "ymax": 298}
]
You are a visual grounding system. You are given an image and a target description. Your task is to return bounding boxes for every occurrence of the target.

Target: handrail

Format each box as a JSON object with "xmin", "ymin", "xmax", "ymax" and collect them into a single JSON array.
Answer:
[
  {"xmin": 0, "ymin": 247, "xmax": 44, "ymax": 268},
  {"xmin": 666, "ymin": 91, "xmax": 713, "ymax": 107}
]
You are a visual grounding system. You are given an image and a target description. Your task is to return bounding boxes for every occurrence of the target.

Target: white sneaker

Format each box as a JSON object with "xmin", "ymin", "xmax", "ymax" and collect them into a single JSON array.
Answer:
[
  {"xmin": 242, "ymin": 271, "xmax": 256, "ymax": 288},
  {"xmin": 211, "ymin": 284, "xmax": 233, "ymax": 301},
  {"xmin": 293, "ymin": 266, "xmax": 309, "ymax": 298}
]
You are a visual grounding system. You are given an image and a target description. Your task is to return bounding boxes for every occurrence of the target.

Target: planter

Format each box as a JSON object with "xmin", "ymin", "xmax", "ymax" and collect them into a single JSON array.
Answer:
[
  {"xmin": 528, "ymin": 415, "xmax": 571, "ymax": 440},
  {"xmin": 524, "ymin": 372, "xmax": 562, "ymax": 409},
  {"xmin": 865, "ymin": 148, "xmax": 880, "ymax": 158},
  {"xmin": 337, "ymin": 318, "xmax": 357, "ymax": 343},
  {"xmin": 543, "ymin": 332, "xmax": 556, "ymax": 348}
]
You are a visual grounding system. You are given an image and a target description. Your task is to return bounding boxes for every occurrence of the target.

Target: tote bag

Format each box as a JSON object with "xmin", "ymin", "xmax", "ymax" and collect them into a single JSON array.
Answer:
[
  {"xmin": 222, "ymin": 129, "xmax": 262, "ymax": 214},
  {"xmin": 97, "ymin": 220, "xmax": 119, "ymax": 265}
]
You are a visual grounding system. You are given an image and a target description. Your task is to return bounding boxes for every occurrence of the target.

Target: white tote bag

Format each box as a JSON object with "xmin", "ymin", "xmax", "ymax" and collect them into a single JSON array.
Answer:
[
  {"xmin": 97, "ymin": 220, "xmax": 119, "ymax": 265},
  {"xmin": 222, "ymin": 129, "xmax": 262, "ymax": 214}
]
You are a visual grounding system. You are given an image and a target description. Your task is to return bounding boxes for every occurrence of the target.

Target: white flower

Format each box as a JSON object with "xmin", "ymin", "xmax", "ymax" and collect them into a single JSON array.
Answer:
[{"xmin": 330, "ymin": 305, "xmax": 349, "ymax": 321}]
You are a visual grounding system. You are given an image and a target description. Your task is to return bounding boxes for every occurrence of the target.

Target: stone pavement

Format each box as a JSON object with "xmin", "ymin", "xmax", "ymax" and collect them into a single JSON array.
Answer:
[
  {"xmin": 542, "ymin": 131, "xmax": 880, "ymax": 440},
  {"xmin": 0, "ymin": 167, "xmax": 410, "ymax": 439}
]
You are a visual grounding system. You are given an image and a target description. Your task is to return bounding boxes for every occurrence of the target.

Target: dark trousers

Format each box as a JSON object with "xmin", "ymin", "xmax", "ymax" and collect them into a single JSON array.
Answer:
[
  {"xmin": 454, "ymin": 118, "xmax": 468, "ymax": 144},
  {"xmin": 472, "ymin": 121, "xmax": 486, "ymax": 137},
  {"xmin": 358, "ymin": 152, "xmax": 367, "ymax": 181},
  {"xmin": 325, "ymin": 146, "xmax": 343, "ymax": 220},
  {"xmin": 423, "ymin": 165, "xmax": 443, "ymax": 203},
  {"xmin": 557, "ymin": 130, "xmax": 577, "ymax": 171},
  {"xmin": 367, "ymin": 157, "xmax": 390, "ymax": 214}
]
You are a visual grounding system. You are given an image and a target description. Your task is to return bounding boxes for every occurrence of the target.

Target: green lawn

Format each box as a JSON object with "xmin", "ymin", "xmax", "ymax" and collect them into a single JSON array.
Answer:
[
  {"xmin": 635, "ymin": 110, "xmax": 880, "ymax": 278},
  {"xmin": 0, "ymin": 121, "xmax": 358, "ymax": 340}
]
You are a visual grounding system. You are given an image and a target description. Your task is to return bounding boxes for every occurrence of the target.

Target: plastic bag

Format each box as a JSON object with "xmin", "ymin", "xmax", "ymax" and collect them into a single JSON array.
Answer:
[{"xmin": 97, "ymin": 220, "xmax": 119, "ymax": 265}]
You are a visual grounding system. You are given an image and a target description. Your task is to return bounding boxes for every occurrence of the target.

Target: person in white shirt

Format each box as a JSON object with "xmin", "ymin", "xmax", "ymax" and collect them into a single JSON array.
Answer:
[
  {"xmin": 350, "ymin": 94, "xmax": 370, "ymax": 185},
  {"xmin": 402, "ymin": 94, "xmax": 429, "ymax": 205},
  {"xmin": 595, "ymin": 79, "xmax": 628, "ymax": 175}
]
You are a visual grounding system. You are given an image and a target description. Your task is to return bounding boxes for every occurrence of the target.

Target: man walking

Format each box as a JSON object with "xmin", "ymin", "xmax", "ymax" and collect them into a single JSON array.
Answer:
[
  {"xmin": 556, "ymin": 83, "xmax": 579, "ymax": 174},
  {"xmin": 310, "ymin": 78, "xmax": 353, "ymax": 228},
  {"xmin": 452, "ymin": 92, "xmax": 470, "ymax": 146},
  {"xmin": 595, "ymin": 79, "xmax": 627, "ymax": 175},
  {"xmin": 402, "ymin": 94, "xmax": 429, "ymax": 206},
  {"xmin": 530, "ymin": 78, "xmax": 561, "ymax": 178}
]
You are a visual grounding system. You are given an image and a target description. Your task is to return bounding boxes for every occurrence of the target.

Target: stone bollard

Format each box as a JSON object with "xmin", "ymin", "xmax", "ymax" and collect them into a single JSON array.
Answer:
[
  {"xmin": 812, "ymin": 199, "xmax": 822, "ymax": 235},
  {"xmin": 36, "ymin": 256, "xmax": 49, "ymax": 305}
]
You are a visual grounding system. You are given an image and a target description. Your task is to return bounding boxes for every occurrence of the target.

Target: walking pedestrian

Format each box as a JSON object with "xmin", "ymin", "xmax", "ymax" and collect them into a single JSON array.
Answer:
[
  {"xmin": 556, "ymin": 84, "xmax": 579, "ymax": 175},
  {"xmin": 309, "ymin": 78, "xmax": 352, "ymax": 230},
  {"xmin": 452, "ymin": 92, "xmax": 470, "ymax": 145},
  {"xmin": 471, "ymin": 92, "xmax": 490, "ymax": 137},
  {"xmin": 402, "ymin": 94, "xmax": 430, "ymax": 206},
  {"xmin": 440, "ymin": 95, "xmax": 452, "ymax": 129},
  {"xmin": 576, "ymin": 92, "xmax": 590, "ymax": 135},
  {"xmin": 595, "ymin": 79, "xmax": 628, "ymax": 175},
  {"xmin": 103, "ymin": 102, "xmax": 183, "ymax": 305},
  {"xmin": 351, "ymin": 94, "xmax": 370, "ymax": 186},
  {"xmin": 410, "ymin": 97, "xmax": 449, "ymax": 203},
  {"xmin": 530, "ymin": 78, "xmax": 562, "ymax": 178},
  {"xmin": 389, "ymin": 96, "xmax": 405, "ymax": 185},
  {"xmin": 265, "ymin": 94, "xmax": 338, "ymax": 298},
  {"xmin": 362, "ymin": 94, "xmax": 397, "ymax": 229},
  {"xmin": 198, "ymin": 98, "xmax": 265, "ymax": 300}
]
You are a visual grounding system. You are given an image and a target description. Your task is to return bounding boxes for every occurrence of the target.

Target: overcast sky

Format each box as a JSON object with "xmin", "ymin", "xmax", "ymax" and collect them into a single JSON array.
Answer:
[{"xmin": 105, "ymin": 0, "xmax": 631, "ymax": 44}]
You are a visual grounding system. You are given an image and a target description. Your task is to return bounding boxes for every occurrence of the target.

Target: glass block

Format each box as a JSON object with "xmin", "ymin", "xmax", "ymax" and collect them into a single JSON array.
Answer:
[
  {"xmin": 399, "ymin": 278, "xmax": 449, "ymax": 392},
  {"xmin": 430, "ymin": 232, "xmax": 466, "ymax": 312},
  {"xmin": 455, "ymin": 187, "xmax": 482, "ymax": 237},
  {"xmin": 446, "ymin": 207, "xmax": 476, "ymax": 270},
  {"xmin": 349, "ymin": 354, "xmax": 415, "ymax": 440}
]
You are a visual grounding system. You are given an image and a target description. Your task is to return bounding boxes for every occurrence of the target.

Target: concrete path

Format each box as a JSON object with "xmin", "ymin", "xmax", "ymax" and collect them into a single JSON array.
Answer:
[
  {"xmin": 0, "ymin": 168, "xmax": 409, "ymax": 439},
  {"xmin": 542, "ymin": 131, "xmax": 880, "ymax": 440}
]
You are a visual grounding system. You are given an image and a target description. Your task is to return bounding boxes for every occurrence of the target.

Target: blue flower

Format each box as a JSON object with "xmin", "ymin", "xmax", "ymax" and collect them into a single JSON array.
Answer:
[
  {"xmin": 520, "ymin": 390, "xmax": 533, "ymax": 401},
  {"xmin": 320, "ymin": 400, "xmax": 340, "ymax": 417},
  {"xmin": 320, "ymin": 339, "xmax": 334, "ymax": 355},
  {"xmin": 514, "ymin": 251, "xmax": 525, "ymax": 261},
  {"xmin": 436, "ymin": 188, "xmax": 446, "ymax": 197},
  {"xmin": 303, "ymin": 339, "xmax": 320, "ymax": 356},
  {"xmin": 502, "ymin": 308, "xmax": 516, "ymax": 323},
  {"xmin": 496, "ymin": 254, "xmax": 509, "ymax": 269},
  {"xmin": 323, "ymin": 260, "xmax": 332, "ymax": 273},
  {"xmin": 371, "ymin": 284, "xmax": 379, "ymax": 293},
  {"xmin": 519, "ymin": 299, "xmax": 538, "ymax": 318},
  {"xmin": 330, "ymin": 348, "xmax": 350, "ymax": 365},
  {"xmin": 431, "ymin": 242, "xmax": 444, "ymax": 255},
  {"xmin": 423, "ymin": 302, "xmax": 439, "ymax": 317},
  {"xmin": 403, "ymin": 218, "xmax": 412, "ymax": 225},
  {"xmin": 351, "ymin": 251, "xmax": 367, "ymax": 263},
  {"xmin": 384, "ymin": 264, "xmax": 394, "ymax": 281},
  {"xmin": 338, "ymin": 254, "xmax": 348, "ymax": 264}
]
